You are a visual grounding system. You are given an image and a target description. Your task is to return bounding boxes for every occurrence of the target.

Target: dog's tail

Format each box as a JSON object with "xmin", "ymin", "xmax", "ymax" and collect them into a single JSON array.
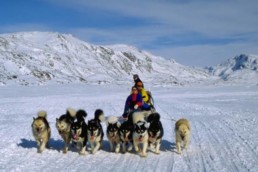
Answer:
[
  {"xmin": 132, "ymin": 111, "xmax": 145, "ymax": 124},
  {"xmin": 106, "ymin": 116, "xmax": 119, "ymax": 125},
  {"xmin": 76, "ymin": 109, "xmax": 87, "ymax": 121},
  {"xmin": 66, "ymin": 108, "xmax": 77, "ymax": 118},
  {"xmin": 37, "ymin": 110, "xmax": 47, "ymax": 118},
  {"xmin": 94, "ymin": 109, "xmax": 105, "ymax": 123}
]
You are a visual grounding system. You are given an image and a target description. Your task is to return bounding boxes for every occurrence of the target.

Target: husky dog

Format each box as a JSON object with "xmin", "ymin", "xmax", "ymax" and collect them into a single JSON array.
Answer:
[
  {"xmin": 70, "ymin": 110, "xmax": 88, "ymax": 155},
  {"xmin": 87, "ymin": 109, "xmax": 105, "ymax": 154},
  {"xmin": 147, "ymin": 112, "xmax": 163, "ymax": 154},
  {"xmin": 128, "ymin": 110, "xmax": 153, "ymax": 125},
  {"xmin": 132, "ymin": 112, "xmax": 149, "ymax": 157},
  {"xmin": 56, "ymin": 108, "xmax": 77, "ymax": 153},
  {"xmin": 106, "ymin": 116, "xmax": 121, "ymax": 153},
  {"xmin": 31, "ymin": 111, "xmax": 51, "ymax": 153},
  {"xmin": 119, "ymin": 120, "xmax": 133, "ymax": 153},
  {"xmin": 175, "ymin": 118, "xmax": 190, "ymax": 154}
]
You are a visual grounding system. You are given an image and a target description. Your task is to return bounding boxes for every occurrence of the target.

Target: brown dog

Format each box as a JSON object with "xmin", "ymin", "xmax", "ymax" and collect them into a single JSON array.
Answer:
[{"xmin": 32, "ymin": 111, "xmax": 51, "ymax": 153}]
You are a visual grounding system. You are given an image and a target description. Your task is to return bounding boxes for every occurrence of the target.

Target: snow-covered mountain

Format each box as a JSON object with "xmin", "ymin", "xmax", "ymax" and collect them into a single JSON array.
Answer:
[
  {"xmin": 207, "ymin": 54, "xmax": 258, "ymax": 85},
  {"xmin": 0, "ymin": 32, "xmax": 212, "ymax": 86},
  {"xmin": 1, "ymin": 32, "xmax": 257, "ymax": 86}
]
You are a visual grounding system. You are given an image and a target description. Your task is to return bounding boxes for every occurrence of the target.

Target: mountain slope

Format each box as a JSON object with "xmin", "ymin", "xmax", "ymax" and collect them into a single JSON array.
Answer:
[
  {"xmin": 0, "ymin": 32, "xmax": 211, "ymax": 86},
  {"xmin": 207, "ymin": 54, "xmax": 258, "ymax": 85}
]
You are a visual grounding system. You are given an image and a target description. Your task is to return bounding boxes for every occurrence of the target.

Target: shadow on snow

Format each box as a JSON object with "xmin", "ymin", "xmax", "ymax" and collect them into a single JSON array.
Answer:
[{"xmin": 17, "ymin": 138, "xmax": 176, "ymax": 153}]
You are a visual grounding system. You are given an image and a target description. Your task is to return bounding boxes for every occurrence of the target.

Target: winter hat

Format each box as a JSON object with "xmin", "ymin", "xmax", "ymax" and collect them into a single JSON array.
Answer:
[{"xmin": 133, "ymin": 74, "xmax": 139, "ymax": 80}]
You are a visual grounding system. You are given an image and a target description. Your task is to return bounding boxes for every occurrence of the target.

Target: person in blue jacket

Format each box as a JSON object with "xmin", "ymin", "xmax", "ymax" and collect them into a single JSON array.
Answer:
[{"xmin": 122, "ymin": 86, "xmax": 143, "ymax": 119}]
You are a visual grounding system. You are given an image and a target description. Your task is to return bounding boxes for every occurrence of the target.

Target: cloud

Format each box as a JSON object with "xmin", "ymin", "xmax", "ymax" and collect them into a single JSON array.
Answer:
[
  {"xmin": 48, "ymin": 0, "xmax": 258, "ymax": 36},
  {"xmin": 1, "ymin": 0, "xmax": 258, "ymax": 67},
  {"xmin": 48, "ymin": 0, "xmax": 258, "ymax": 48}
]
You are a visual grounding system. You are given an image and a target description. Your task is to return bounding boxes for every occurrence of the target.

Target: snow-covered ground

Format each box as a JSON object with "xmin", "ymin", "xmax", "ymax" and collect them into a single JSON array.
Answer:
[{"xmin": 0, "ymin": 84, "xmax": 258, "ymax": 172}]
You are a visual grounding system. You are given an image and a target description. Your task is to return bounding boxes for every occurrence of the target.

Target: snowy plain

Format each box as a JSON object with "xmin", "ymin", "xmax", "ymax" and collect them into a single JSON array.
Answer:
[{"xmin": 0, "ymin": 84, "xmax": 258, "ymax": 172}]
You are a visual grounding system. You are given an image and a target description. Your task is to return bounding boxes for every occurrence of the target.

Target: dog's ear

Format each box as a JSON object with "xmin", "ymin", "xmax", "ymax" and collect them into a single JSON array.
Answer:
[
  {"xmin": 56, "ymin": 118, "xmax": 59, "ymax": 122},
  {"xmin": 33, "ymin": 117, "xmax": 35, "ymax": 121}
]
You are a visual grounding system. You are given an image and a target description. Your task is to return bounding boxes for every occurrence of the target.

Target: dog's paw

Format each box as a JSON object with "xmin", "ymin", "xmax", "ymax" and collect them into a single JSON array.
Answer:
[
  {"xmin": 183, "ymin": 146, "xmax": 188, "ymax": 150},
  {"xmin": 63, "ymin": 148, "xmax": 68, "ymax": 154},
  {"xmin": 141, "ymin": 153, "xmax": 147, "ymax": 158},
  {"xmin": 148, "ymin": 146, "xmax": 155, "ymax": 152},
  {"xmin": 92, "ymin": 149, "xmax": 97, "ymax": 154},
  {"xmin": 115, "ymin": 147, "xmax": 120, "ymax": 153},
  {"xmin": 79, "ymin": 151, "xmax": 86, "ymax": 155},
  {"xmin": 134, "ymin": 147, "xmax": 139, "ymax": 152},
  {"xmin": 155, "ymin": 151, "xmax": 160, "ymax": 155},
  {"xmin": 128, "ymin": 146, "xmax": 133, "ymax": 152}
]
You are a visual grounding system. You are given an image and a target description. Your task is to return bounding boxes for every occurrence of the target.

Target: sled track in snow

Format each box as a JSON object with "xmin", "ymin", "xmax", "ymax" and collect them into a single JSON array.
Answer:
[
  {"xmin": 156, "ymin": 97, "xmax": 258, "ymax": 172},
  {"xmin": 1, "ymin": 85, "xmax": 258, "ymax": 171}
]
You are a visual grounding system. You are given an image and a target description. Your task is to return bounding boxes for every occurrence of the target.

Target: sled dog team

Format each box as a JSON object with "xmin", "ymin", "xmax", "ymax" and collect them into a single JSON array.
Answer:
[{"xmin": 31, "ymin": 108, "xmax": 190, "ymax": 157}]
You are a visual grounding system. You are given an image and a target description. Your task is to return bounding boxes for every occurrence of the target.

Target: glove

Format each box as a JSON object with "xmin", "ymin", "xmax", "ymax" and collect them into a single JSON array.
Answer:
[{"xmin": 134, "ymin": 104, "xmax": 139, "ymax": 109}]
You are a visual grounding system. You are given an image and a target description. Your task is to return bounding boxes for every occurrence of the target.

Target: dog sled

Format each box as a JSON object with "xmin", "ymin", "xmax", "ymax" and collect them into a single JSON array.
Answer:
[
  {"xmin": 121, "ymin": 107, "xmax": 156, "ymax": 124},
  {"xmin": 146, "ymin": 90, "xmax": 155, "ymax": 107}
]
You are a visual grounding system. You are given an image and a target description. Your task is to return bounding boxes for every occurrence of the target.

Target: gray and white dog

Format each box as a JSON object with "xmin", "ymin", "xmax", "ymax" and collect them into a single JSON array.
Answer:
[
  {"xmin": 70, "ymin": 109, "xmax": 88, "ymax": 155},
  {"xmin": 119, "ymin": 120, "xmax": 133, "ymax": 153},
  {"xmin": 87, "ymin": 109, "xmax": 105, "ymax": 154},
  {"xmin": 106, "ymin": 116, "xmax": 121, "ymax": 153},
  {"xmin": 132, "ymin": 111, "xmax": 150, "ymax": 157}
]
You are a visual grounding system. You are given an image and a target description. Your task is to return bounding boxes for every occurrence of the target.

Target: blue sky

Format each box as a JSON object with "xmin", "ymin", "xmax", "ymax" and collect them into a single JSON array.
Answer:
[{"xmin": 1, "ymin": 0, "xmax": 258, "ymax": 67}]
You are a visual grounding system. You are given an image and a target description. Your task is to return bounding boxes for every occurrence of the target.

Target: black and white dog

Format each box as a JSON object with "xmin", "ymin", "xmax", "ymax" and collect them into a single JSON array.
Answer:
[
  {"xmin": 147, "ymin": 112, "xmax": 163, "ymax": 154},
  {"xmin": 132, "ymin": 111, "xmax": 150, "ymax": 157},
  {"xmin": 70, "ymin": 109, "xmax": 88, "ymax": 155},
  {"xmin": 119, "ymin": 120, "xmax": 133, "ymax": 153},
  {"xmin": 56, "ymin": 108, "xmax": 77, "ymax": 153},
  {"xmin": 87, "ymin": 109, "xmax": 104, "ymax": 154},
  {"xmin": 106, "ymin": 116, "xmax": 121, "ymax": 153}
]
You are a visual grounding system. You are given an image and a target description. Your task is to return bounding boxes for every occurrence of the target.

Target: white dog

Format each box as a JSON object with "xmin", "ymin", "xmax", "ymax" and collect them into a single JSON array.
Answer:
[
  {"xmin": 175, "ymin": 118, "xmax": 190, "ymax": 154},
  {"xmin": 132, "ymin": 112, "xmax": 149, "ymax": 157}
]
